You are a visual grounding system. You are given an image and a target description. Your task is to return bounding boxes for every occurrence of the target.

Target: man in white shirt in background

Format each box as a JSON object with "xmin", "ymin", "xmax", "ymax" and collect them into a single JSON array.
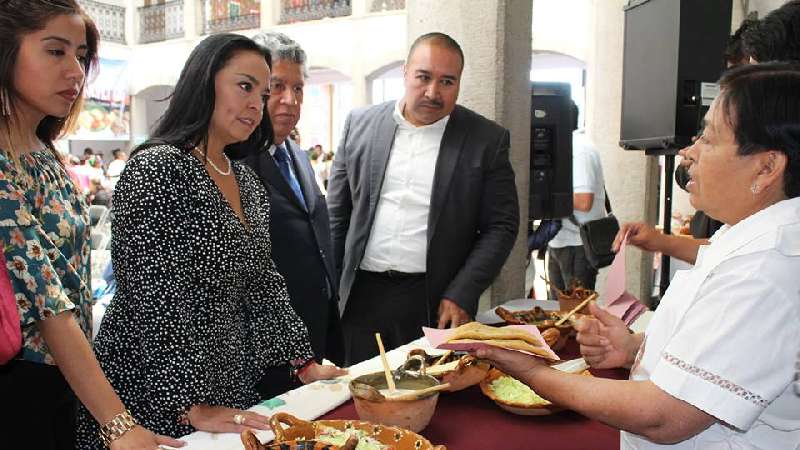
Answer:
[
  {"xmin": 547, "ymin": 105, "xmax": 606, "ymax": 299},
  {"xmin": 106, "ymin": 148, "xmax": 127, "ymax": 189}
]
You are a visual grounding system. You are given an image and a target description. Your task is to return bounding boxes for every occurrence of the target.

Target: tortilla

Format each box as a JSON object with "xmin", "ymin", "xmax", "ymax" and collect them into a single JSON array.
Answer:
[
  {"xmin": 447, "ymin": 322, "xmax": 542, "ymax": 347},
  {"xmin": 449, "ymin": 338, "xmax": 556, "ymax": 360}
]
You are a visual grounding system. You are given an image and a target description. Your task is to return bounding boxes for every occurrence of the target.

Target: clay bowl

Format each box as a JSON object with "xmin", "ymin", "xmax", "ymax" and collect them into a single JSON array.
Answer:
[
  {"xmin": 557, "ymin": 290, "xmax": 596, "ymax": 314},
  {"xmin": 349, "ymin": 369, "xmax": 441, "ymax": 433},
  {"xmin": 242, "ymin": 413, "xmax": 445, "ymax": 450},
  {"xmin": 401, "ymin": 349, "xmax": 490, "ymax": 392}
]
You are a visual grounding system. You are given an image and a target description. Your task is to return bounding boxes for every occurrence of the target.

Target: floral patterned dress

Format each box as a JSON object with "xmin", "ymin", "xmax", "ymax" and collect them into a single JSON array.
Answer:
[{"xmin": 0, "ymin": 149, "xmax": 91, "ymax": 365}]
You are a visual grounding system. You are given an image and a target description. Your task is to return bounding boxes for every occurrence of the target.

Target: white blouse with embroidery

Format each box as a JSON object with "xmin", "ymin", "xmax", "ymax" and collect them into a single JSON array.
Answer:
[{"xmin": 623, "ymin": 197, "xmax": 800, "ymax": 449}]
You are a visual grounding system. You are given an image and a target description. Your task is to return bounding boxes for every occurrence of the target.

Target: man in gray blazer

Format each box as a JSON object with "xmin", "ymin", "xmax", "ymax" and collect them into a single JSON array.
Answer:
[{"xmin": 328, "ymin": 32, "xmax": 519, "ymax": 364}]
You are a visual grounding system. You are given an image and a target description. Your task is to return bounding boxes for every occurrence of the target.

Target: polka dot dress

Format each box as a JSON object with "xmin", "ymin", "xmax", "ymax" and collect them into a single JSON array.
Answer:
[{"xmin": 75, "ymin": 145, "xmax": 313, "ymax": 446}]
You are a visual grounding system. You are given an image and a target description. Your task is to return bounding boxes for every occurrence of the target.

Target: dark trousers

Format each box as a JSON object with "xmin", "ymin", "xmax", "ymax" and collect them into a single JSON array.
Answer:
[
  {"xmin": 341, "ymin": 270, "xmax": 429, "ymax": 366},
  {"xmin": 0, "ymin": 359, "xmax": 78, "ymax": 450},
  {"xmin": 324, "ymin": 299, "xmax": 346, "ymax": 367},
  {"xmin": 547, "ymin": 245, "xmax": 598, "ymax": 299}
]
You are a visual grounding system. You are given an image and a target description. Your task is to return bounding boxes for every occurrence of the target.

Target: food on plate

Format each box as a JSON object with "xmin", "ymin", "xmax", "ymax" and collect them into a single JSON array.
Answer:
[
  {"xmin": 444, "ymin": 322, "xmax": 556, "ymax": 359},
  {"xmin": 261, "ymin": 413, "xmax": 444, "ymax": 450},
  {"xmin": 495, "ymin": 305, "xmax": 547, "ymax": 325},
  {"xmin": 447, "ymin": 322, "xmax": 540, "ymax": 347},
  {"xmin": 317, "ymin": 425, "xmax": 390, "ymax": 450},
  {"xmin": 541, "ymin": 327, "xmax": 561, "ymax": 347},
  {"xmin": 448, "ymin": 338, "xmax": 554, "ymax": 358},
  {"xmin": 488, "ymin": 374, "xmax": 551, "ymax": 407}
]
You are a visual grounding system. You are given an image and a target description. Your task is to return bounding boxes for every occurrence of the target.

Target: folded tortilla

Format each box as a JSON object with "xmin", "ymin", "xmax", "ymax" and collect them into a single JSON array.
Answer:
[
  {"xmin": 447, "ymin": 322, "xmax": 542, "ymax": 347},
  {"xmin": 449, "ymin": 338, "xmax": 556, "ymax": 359}
]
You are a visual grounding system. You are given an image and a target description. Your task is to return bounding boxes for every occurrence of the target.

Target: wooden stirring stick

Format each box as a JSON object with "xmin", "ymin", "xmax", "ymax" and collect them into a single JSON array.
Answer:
[
  {"xmin": 375, "ymin": 333, "xmax": 396, "ymax": 393},
  {"xmin": 555, "ymin": 292, "xmax": 599, "ymax": 327},
  {"xmin": 539, "ymin": 275, "xmax": 567, "ymax": 298},
  {"xmin": 389, "ymin": 383, "xmax": 452, "ymax": 401},
  {"xmin": 431, "ymin": 350, "xmax": 453, "ymax": 367}
]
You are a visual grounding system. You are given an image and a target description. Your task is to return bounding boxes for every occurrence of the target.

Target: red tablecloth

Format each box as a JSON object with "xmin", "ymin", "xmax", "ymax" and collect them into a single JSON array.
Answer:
[{"xmin": 321, "ymin": 342, "xmax": 628, "ymax": 450}]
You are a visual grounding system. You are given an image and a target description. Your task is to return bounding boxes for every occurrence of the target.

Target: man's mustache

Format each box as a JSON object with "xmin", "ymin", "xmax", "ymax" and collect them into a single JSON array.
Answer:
[{"xmin": 418, "ymin": 100, "xmax": 443, "ymax": 109}]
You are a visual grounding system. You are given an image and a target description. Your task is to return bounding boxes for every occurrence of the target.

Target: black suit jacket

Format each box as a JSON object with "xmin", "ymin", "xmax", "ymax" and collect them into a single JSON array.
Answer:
[
  {"xmin": 242, "ymin": 139, "xmax": 342, "ymax": 362},
  {"xmin": 327, "ymin": 102, "xmax": 519, "ymax": 319}
]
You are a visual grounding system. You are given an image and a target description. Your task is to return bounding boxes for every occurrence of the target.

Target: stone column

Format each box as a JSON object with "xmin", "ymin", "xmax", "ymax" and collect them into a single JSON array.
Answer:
[
  {"xmin": 407, "ymin": 0, "xmax": 533, "ymax": 308},
  {"xmin": 262, "ymin": 0, "xmax": 279, "ymax": 28},
  {"xmin": 585, "ymin": 0, "xmax": 656, "ymax": 303},
  {"xmin": 184, "ymin": 0, "xmax": 199, "ymax": 39}
]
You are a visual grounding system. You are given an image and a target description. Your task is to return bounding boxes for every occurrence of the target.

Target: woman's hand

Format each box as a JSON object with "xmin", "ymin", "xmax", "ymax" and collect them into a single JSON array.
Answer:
[
  {"xmin": 109, "ymin": 426, "xmax": 185, "ymax": 449},
  {"xmin": 299, "ymin": 362, "xmax": 348, "ymax": 384},
  {"xmin": 471, "ymin": 345, "xmax": 549, "ymax": 381},
  {"xmin": 187, "ymin": 404, "xmax": 270, "ymax": 433},
  {"xmin": 575, "ymin": 302, "xmax": 641, "ymax": 369},
  {"xmin": 613, "ymin": 222, "xmax": 663, "ymax": 253}
]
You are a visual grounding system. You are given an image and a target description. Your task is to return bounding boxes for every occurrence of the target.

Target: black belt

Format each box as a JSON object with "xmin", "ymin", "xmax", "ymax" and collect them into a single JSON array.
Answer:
[{"xmin": 361, "ymin": 269, "xmax": 425, "ymax": 279}]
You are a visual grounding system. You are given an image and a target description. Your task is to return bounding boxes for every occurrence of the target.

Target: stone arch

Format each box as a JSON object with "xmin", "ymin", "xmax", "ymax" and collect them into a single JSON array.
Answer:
[
  {"xmin": 531, "ymin": 50, "xmax": 587, "ymax": 126},
  {"xmin": 300, "ymin": 67, "xmax": 353, "ymax": 153},
  {"xmin": 131, "ymin": 84, "xmax": 173, "ymax": 139},
  {"xmin": 366, "ymin": 60, "xmax": 404, "ymax": 105}
]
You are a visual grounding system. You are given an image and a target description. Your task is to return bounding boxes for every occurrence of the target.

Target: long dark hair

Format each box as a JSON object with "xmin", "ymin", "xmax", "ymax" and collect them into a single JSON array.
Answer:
[
  {"xmin": 0, "ymin": 0, "xmax": 99, "ymax": 157},
  {"xmin": 138, "ymin": 33, "xmax": 273, "ymax": 159},
  {"xmin": 719, "ymin": 62, "xmax": 800, "ymax": 198}
]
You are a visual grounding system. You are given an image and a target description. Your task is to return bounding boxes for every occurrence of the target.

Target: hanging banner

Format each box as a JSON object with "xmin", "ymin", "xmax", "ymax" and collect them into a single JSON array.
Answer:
[{"xmin": 72, "ymin": 58, "xmax": 130, "ymax": 140}]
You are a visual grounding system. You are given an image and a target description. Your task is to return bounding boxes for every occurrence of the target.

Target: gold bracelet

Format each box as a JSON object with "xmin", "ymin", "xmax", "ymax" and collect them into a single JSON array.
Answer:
[{"xmin": 99, "ymin": 409, "xmax": 138, "ymax": 448}]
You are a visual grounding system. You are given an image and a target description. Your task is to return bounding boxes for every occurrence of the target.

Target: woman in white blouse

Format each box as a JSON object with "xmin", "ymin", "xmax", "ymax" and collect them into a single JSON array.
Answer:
[{"xmin": 475, "ymin": 62, "xmax": 800, "ymax": 449}]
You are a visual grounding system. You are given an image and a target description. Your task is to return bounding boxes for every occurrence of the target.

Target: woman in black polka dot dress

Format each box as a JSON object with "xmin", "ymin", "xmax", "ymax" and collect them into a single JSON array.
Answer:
[{"xmin": 76, "ymin": 34, "xmax": 323, "ymax": 447}]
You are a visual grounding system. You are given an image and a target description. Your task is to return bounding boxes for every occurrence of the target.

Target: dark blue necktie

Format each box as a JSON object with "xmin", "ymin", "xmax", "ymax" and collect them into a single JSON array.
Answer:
[{"xmin": 273, "ymin": 144, "xmax": 307, "ymax": 209}]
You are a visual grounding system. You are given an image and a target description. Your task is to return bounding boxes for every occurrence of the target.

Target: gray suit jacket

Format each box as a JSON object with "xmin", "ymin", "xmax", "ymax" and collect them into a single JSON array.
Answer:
[{"xmin": 327, "ymin": 101, "xmax": 519, "ymax": 319}]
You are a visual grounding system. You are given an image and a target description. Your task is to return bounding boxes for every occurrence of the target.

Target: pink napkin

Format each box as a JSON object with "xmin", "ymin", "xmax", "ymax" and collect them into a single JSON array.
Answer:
[
  {"xmin": 422, "ymin": 325, "xmax": 559, "ymax": 360},
  {"xmin": 601, "ymin": 235, "xmax": 647, "ymax": 326}
]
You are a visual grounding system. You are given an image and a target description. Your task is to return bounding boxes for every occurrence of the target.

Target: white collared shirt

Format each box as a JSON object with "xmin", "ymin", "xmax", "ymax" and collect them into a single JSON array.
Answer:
[
  {"xmin": 359, "ymin": 101, "xmax": 450, "ymax": 273},
  {"xmin": 622, "ymin": 197, "xmax": 800, "ymax": 449}
]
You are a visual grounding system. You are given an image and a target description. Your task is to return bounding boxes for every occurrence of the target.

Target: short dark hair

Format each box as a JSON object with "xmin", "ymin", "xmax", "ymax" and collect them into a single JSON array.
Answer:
[
  {"xmin": 112, "ymin": 148, "xmax": 122, "ymax": 158},
  {"xmin": 0, "ymin": 0, "xmax": 99, "ymax": 157},
  {"xmin": 138, "ymin": 33, "xmax": 273, "ymax": 159},
  {"xmin": 407, "ymin": 32, "xmax": 464, "ymax": 71},
  {"xmin": 718, "ymin": 62, "xmax": 800, "ymax": 198},
  {"xmin": 724, "ymin": 19, "xmax": 756, "ymax": 67},
  {"xmin": 742, "ymin": 0, "xmax": 800, "ymax": 63}
]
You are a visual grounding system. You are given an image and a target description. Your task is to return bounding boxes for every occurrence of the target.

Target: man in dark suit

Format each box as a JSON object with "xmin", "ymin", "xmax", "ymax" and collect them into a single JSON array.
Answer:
[
  {"xmin": 244, "ymin": 32, "xmax": 345, "ymax": 379},
  {"xmin": 328, "ymin": 32, "xmax": 519, "ymax": 365}
]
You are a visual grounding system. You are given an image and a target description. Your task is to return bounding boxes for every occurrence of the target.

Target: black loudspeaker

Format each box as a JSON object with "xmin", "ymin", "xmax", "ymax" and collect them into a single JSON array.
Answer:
[
  {"xmin": 620, "ymin": 0, "xmax": 733, "ymax": 151},
  {"xmin": 529, "ymin": 82, "xmax": 573, "ymax": 219}
]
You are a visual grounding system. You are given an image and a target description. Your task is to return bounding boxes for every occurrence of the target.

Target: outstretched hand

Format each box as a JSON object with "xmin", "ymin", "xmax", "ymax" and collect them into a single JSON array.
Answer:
[
  {"xmin": 187, "ymin": 404, "xmax": 270, "ymax": 434},
  {"xmin": 299, "ymin": 362, "xmax": 348, "ymax": 384},
  {"xmin": 471, "ymin": 345, "xmax": 548, "ymax": 380},
  {"xmin": 575, "ymin": 302, "xmax": 641, "ymax": 369}
]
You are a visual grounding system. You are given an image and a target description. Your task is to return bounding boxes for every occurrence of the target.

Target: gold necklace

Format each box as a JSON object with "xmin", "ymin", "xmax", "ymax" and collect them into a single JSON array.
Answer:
[{"xmin": 194, "ymin": 148, "xmax": 231, "ymax": 176}]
